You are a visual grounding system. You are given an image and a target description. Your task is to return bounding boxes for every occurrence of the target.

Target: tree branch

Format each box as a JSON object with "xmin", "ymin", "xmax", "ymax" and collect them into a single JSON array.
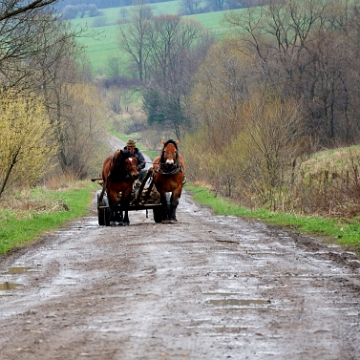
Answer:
[{"xmin": 0, "ymin": 0, "xmax": 57, "ymax": 21}]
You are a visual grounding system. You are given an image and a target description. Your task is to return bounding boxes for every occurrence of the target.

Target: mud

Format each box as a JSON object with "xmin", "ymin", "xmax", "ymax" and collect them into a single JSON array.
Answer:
[{"xmin": 0, "ymin": 192, "xmax": 359, "ymax": 360}]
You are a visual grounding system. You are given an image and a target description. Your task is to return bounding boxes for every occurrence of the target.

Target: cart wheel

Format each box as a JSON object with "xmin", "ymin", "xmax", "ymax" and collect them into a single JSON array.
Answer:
[
  {"xmin": 97, "ymin": 190, "xmax": 110, "ymax": 226},
  {"xmin": 153, "ymin": 207, "xmax": 162, "ymax": 223}
]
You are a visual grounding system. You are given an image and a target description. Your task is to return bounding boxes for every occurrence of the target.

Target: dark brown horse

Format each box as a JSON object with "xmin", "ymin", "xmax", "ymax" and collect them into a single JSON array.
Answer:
[
  {"xmin": 152, "ymin": 139, "xmax": 185, "ymax": 222},
  {"xmin": 102, "ymin": 149, "xmax": 139, "ymax": 225}
]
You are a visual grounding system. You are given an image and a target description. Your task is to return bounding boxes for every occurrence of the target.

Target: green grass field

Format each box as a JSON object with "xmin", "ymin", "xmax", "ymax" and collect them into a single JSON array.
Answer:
[
  {"xmin": 0, "ymin": 182, "xmax": 97, "ymax": 255},
  {"xmin": 69, "ymin": 2, "xmax": 241, "ymax": 73},
  {"xmin": 70, "ymin": 1, "xmax": 181, "ymax": 72},
  {"xmin": 78, "ymin": 25, "xmax": 120, "ymax": 73}
]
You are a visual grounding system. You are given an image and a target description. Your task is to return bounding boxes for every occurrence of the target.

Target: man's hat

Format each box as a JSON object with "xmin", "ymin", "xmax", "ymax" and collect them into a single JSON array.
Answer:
[{"xmin": 127, "ymin": 139, "xmax": 136, "ymax": 146}]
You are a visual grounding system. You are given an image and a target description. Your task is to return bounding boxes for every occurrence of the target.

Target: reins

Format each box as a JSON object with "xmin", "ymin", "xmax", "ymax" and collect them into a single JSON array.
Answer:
[{"xmin": 123, "ymin": 165, "xmax": 138, "ymax": 178}]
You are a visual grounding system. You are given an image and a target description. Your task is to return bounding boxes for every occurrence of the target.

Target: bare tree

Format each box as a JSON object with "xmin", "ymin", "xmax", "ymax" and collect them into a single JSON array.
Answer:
[
  {"xmin": 0, "ymin": 0, "xmax": 105, "ymax": 180},
  {"xmin": 32, "ymin": 15, "xmax": 100, "ymax": 176},
  {"xmin": 206, "ymin": 0, "xmax": 227, "ymax": 11},
  {"xmin": 0, "ymin": 1, "xmax": 66, "ymax": 91},
  {"xmin": 118, "ymin": 1, "xmax": 153, "ymax": 81},
  {"xmin": 188, "ymin": 37, "xmax": 253, "ymax": 153},
  {"xmin": 0, "ymin": 0, "xmax": 57, "ymax": 21},
  {"xmin": 179, "ymin": 0, "xmax": 202, "ymax": 15},
  {"xmin": 223, "ymin": 0, "xmax": 360, "ymax": 147},
  {"xmin": 143, "ymin": 15, "xmax": 213, "ymax": 138}
]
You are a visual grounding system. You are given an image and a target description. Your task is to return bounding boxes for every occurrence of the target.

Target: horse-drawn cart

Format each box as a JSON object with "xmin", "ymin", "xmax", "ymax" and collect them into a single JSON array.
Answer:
[
  {"xmin": 94, "ymin": 139, "xmax": 185, "ymax": 226},
  {"xmin": 93, "ymin": 168, "xmax": 163, "ymax": 226}
]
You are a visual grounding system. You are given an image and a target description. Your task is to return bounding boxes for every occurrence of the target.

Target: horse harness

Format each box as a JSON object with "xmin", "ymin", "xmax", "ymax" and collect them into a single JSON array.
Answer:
[{"xmin": 154, "ymin": 158, "xmax": 184, "ymax": 176}]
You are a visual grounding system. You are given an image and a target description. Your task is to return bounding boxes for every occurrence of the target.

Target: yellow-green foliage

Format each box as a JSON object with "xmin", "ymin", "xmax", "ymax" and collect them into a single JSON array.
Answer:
[
  {"xmin": 62, "ymin": 83, "xmax": 109, "ymax": 178},
  {"xmin": 189, "ymin": 39, "xmax": 251, "ymax": 151},
  {"xmin": 0, "ymin": 90, "xmax": 57, "ymax": 197}
]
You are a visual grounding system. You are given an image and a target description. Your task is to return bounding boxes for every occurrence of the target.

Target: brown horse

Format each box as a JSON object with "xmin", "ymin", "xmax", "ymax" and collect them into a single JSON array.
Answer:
[
  {"xmin": 102, "ymin": 149, "xmax": 139, "ymax": 225},
  {"xmin": 152, "ymin": 139, "xmax": 185, "ymax": 222}
]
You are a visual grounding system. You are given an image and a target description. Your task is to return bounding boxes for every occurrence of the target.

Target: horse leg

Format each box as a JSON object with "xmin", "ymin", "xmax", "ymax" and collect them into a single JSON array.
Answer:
[
  {"xmin": 108, "ymin": 189, "xmax": 122, "ymax": 225},
  {"xmin": 111, "ymin": 206, "xmax": 123, "ymax": 225},
  {"xmin": 113, "ymin": 192, "xmax": 123, "ymax": 223},
  {"xmin": 159, "ymin": 192, "xmax": 168, "ymax": 220},
  {"xmin": 120, "ymin": 190, "xmax": 132, "ymax": 226},
  {"xmin": 169, "ymin": 194, "xmax": 178, "ymax": 221},
  {"xmin": 115, "ymin": 210, "xmax": 123, "ymax": 223},
  {"xmin": 108, "ymin": 197, "xmax": 118, "ymax": 225},
  {"xmin": 166, "ymin": 195, "xmax": 172, "ymax": 220},
  {"xmin": 169, "ymin": 188, "xmax": 182, "ymax": 222},
  {"xmin": 122, "ymin": 209, "xmax": 130, "ymax": 226}
]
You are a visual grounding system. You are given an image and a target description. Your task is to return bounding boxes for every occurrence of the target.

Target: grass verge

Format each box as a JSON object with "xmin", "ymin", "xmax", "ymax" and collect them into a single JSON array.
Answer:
[
  {"xmin": 0, "ymin": 181, "xmax": 97, "ymax": 256},
  {"xmin": 187, "ymin": 185, "xmax": 360, "ymax": 253}
]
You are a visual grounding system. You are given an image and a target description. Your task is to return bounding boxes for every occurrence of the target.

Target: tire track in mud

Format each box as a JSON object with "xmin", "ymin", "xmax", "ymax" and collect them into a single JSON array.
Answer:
[{"xmin": 0, "ymin": 193, "xmax": 359, "ymax": 360}]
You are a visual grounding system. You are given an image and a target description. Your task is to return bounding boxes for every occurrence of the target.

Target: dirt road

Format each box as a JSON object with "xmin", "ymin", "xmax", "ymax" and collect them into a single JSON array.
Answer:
[{"xmin": 0, "ymin": 192, "xmax": 360, "ymax": 360}]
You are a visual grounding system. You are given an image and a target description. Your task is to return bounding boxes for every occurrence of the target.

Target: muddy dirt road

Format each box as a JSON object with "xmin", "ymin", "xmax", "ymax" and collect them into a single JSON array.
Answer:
[{"xmin": 0, "ymin": 192, "xmax": 360, "ymax": 360}]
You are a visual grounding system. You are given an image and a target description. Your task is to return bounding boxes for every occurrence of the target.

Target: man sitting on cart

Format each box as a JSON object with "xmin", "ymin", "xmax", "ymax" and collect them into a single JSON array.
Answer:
[{"xmin": 123, "ymin": 139, "xmax": 147, "ymax": 185}]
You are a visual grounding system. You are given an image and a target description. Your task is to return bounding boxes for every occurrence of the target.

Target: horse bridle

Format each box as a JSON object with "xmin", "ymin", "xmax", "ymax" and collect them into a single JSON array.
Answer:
[
  {"xmin": 108, "ymin": 155, "xmax": 138, "ymax": 179},
  {"xmin": 154, "ymin": 152, "xmax": 183, "ymax": 175},
  {"xmin": 124, "ymin": 156, "xmax": 138, "ymax": 177}
]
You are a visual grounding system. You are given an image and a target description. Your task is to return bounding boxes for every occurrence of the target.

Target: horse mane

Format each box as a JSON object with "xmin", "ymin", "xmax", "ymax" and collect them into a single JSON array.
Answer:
[
  {"xmin": 163, "ymin": 139, "xmax": 178, "ymax": 149},
  {"xmin": 111, "ymin": 150, "xmax": 136, "ymax": 180},
  {"xmin": 120, "ymin": 150, "xmax": 134, "ymax": 159}
]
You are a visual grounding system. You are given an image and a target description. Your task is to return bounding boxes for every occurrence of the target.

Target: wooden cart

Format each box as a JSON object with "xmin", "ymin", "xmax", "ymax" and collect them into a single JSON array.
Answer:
[{"xmin": 93, "ymin": 168, "xmax": 163, "ymax": 226}]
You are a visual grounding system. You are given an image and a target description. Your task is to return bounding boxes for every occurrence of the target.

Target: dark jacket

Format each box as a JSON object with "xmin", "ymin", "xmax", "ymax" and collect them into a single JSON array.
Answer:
[{"xmin": 123, "ymin": 146, "xmax": 146, "ymax": 170}]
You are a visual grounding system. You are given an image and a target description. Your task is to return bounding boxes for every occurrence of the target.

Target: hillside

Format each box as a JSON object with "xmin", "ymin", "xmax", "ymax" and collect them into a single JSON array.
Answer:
[
  {"xmin": 55, "ymin": 0, "xmax": 179, "ymax": 11},
  {"xmin": 68, "ymin": 2, "xmax": 238, "ymax": 73}
]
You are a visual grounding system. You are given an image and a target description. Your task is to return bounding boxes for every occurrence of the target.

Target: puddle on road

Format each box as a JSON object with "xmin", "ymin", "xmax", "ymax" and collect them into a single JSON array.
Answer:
[
  {"xmin": 0, "ymin": 267, "xmax": 29, "ymax": 293},
  {"xmin": 0, "ymin": 282, "xmax": 22, "ymax": 291},
  {"xmin": 204, "ymin": 293, "xmax": 270, "ymax": 308},
  {"xmin": 206, "ymin": 298, "xmax": 270, "ymax": 307},
  {"xmin": 6, "ymin": 267, "xmax": 32, "ymax": 274}
]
